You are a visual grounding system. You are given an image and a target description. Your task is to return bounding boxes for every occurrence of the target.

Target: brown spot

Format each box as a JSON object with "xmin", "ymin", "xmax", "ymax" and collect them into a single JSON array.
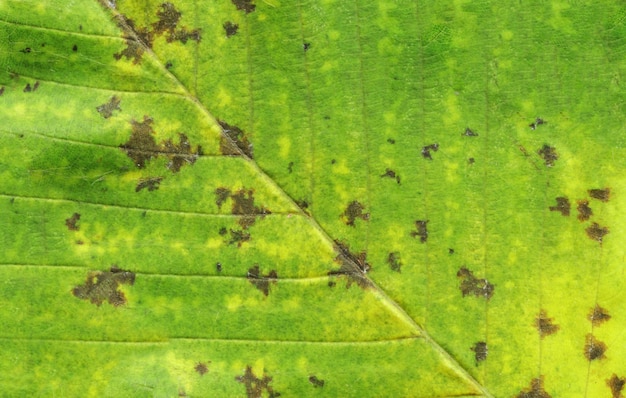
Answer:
[
  {"xmin": 229, "ymin": 189, "xmax": 271, "ymax": 229},
  {"xmin": 607, "ymin": 374, "xmax": 626, "ymax": 398},
  {"xmin": 576, "ymin": 199, "xmax": 593, "ymax": 221},
  {"xmin": 586, "ymin": 222, "xmax": 609, "ymax": 242},
  {"xmin": 515, "ymin": 377, "xmax": 551, "ymax": 398},
  {"xmin": 195, "ymin": 362, "xmax": 209, "ymax": 376},
  {"xmin": 535, "ymin": 310, "xmax": 559, "ymax": 338},
  {"xmin": 33, "ymin": 81, "xmax": 40, "ymax": 91},
  {"xmin": 218, "ymin": 227, "xmax": 228, "ymax": 235},
  {"xmin": 308, "ymin": 375, "xmax": 324, "ymax": 388},
  {"xmin": 589, "ymin": 188, "xmax": 610, "ymax": 202},
  {"xmin": 387, "ymin": 138, "xmax": 395, "ymax": 144},
  {"xmin": 342, "ymin": 201, "xmax": 369, "ymax": 226},
  {"xmin": 161, "ymin": 133, "xmax": 201, "ymax": 172},
  {"xmin": 327, "ymin": 281, "xmax": 336, "ymax": 288},
  {"xmin": 303, "ymin": 42, "xmax": 311, "ymax": 51},
  {"xmin": 287, "ymin": 161, "xmax": 294, "ymax": 173},
  {"xmin": 65, "ymin": 213, "xmax": 81, "ymax": 231},
  {"xmin": 216, "ymin": 262, "xmax": 222, "ymax": 272},
  {"xmin": 224, "ymin": 21, "xmax": 239, "ymax": 37},
  {"xmin": 20, "ymin": 47, "xmax": 31, "ymax": 53},
  {"xmin": 152, "ymin": 2, "xmax": 181, "ymax": 36},
  {"xmin": 588, "ymin": 304, "xmax": 611, "ymax": 326},
  {"xmin": 247, "ymin": 265, "xmax": 278, "ymax": 296},
  {"xmin": 135, "ymin": 176, "xmax": 163, "ymax": 192},
  {"xmin": 380, "ymin": 168, "xmax": 400, "ymax": 184},
  {"xmin": 410, "ymin": 220, "xmax": 429, "ymax": 243},
  {"xmin": 584, "ymin": 333, "xmax": 607, "ymax": 361},
  {"xmin": 468, "ymin": 157, "xmax": 475, "ymax": 164},
  {"xmin": 96, "ymin": 96, "xmax": 121, "ymax": 119},
  {"xmin": 463, "ymin": 127, "xmax": 478, "ymax": 136},
  {"xmin": 387, "ymin": 252, "xmax": 402, "ymax": 273},
  {"xmin": 72, "ymin": 44, "xmax": 78, "ymax": 52},
  {"xmin": 421, "ymin": 143, "xmax": 439, "ymax": 160},
  {"xmin": 232, "ymin": 0, "xmax": 256, "ymax": 14},
  {"xmin": 0, "ymin": 87, "xmax": 4, "ymax": 96},
  {"xmin": 471, "ymin": 341, "xmax": 488, "ymax": 363},
  {"xmin": 328, "ymin": 240, "xmax": 371, "ymax": 289},
  {"xmin": 236, "ymin": 366, "xmax": 279, "ymax": 398},
  {"xmin": 228, "ymin": 229, "xmax": 250, "ymax": 247},
  {"xmin": 23, "ymin": 83, "xmax": 32, "ymax": 93},
  {"xmin": 165, "ymin": 61, "xmax": 173, "ymax": 69},
  {"xmin": 537, "ymin": 144, "xmax": 558, "ymax": 167},
  {"xmin": 457, "ymin": 266, "xmax": 494, "ymax": 300},
  {"xmin": 549, "ymin": 197, "xmax": 570, "ymax": 216},
  {"xmin": 218, "ymin": 120, "xmax": 253, "ymax": 158},
  {"xmin": 215, "ymin": 187, "xmax": 231, "ymax": 210},
  {"xmin": 72, "ymin": 266, "xmax": 136, "ymax": 307}
]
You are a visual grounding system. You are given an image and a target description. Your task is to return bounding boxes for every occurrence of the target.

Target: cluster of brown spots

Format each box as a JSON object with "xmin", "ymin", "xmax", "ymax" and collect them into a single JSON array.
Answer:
[
  {"xmin": 213, "ymin": 188, "xmax": 271, "ymax": 229},
  {"xmin": 195, "ymin": 362, "xmax": 210, "ymax": 376},
  {"xmin": 410, "ymin": 220, "xmax": 429, "ymax": 243},
  {"xmin": 308, "ymin": 375, "xmax": 324, "ymax": 388},
  {"xmin": 232, "ymin": 0, "xmax": 256, "ymax": 14},
  {"xmin": 96, "ymin": 96, "xmax": 121, "ymax": 119},
  {"xmin": 228, "ymin": 229, "xmax": 250, "ymax": 247},
  {"xmin": 342, "ymin": 201, "xmax": 369, "ymax": 226},
  {"xmin": 471, "ymin": 341, "xmax": 488, "ymax": 363},
  {"xmin": 607, "ymin": 374, "xmax": 626, "ymax": 398},
  {"xmin": 23, "ymin": 81, "xmax": 40, "ymax": 93},
  {"xmin": 529, "ymin": 117, "xmax": 546, "ymax": 130},
  {"xmin": 549, "ymin": 197, "xmax": 570, "ymax": 216},
  {"xmin": 589, "ymin": 188, "xmax": 610, "ymax": 202},
  {"xmin": 588, "ymin": 304, "xmax": 611, "ymax": 326},
  {"xmin": 224, "ymin": 21, "xmax": 239, "ymax": 37},
  {"xmin": 235, "ymin": 366, "xmax": 279, "ymax": 398},
  {"xmin": 463, "ymin": 127, "xmax": 478, "ymax": 136},
  {"xmin": 387, "ymin": 252, "xmax": 401, "ymax": 273},
  {"xmin": 218, "ymin": 120, "xmax": 254, "ymax": 158},
  {"xmin": 535, "ymin": 310, "xmax": 559, "ymax": 338},
  {"xmin": 586, "ymin": 222, "xmax": 609, "ymax": 242},
  {"xmin": 584, "ymin": 333, "xmax": 607, "ymax": 361},
  {"xmin": 215, "ymin": 187, "xmax": 231, "ymax": 210},
  {"xmin": 135, "ymin": 176, "xmax": 163, "ymax": 192},
  {"xmin": 457, "ymin": 267, "xmax": 494, "ymax": 300},
  {"xmin": 328, "ymin": 240, "xmax": 371, "ymax": 289},
  {"xmin": 72, "ymin": 266, "xmax": 136, "ymax": 307},
  {"xmin": 120, "ymin": 116, "xmax": 201, "ymax": 172},
  {"xmin": 380, "ymin": 168, "xmax": 400, "ymax": 184},
  {"xmin": 247, "ymin": 265, "xmax": 278, "ymax": 296},
  {"xmin": 65, "ymin": 213, "xmax": 81, "ymax": 231},
  {"xmin": 576, "ymin": 199, "xmax": 593, "ymax": 221},
  {"xmin": 537, "ymin": 144, "xmax": 558, "ymax": 167},
  {"xmin": 421, "ymin": 143, "xmax": 439, "ymax": 160},
  {"xmin": 515, "ymin": 377, "xmax": 551, "ymax": 398}
]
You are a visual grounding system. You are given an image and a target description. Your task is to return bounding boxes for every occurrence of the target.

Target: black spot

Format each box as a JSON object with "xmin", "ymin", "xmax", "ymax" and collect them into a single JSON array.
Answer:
[
  {"xmin": 0, "ymin": 87, "xmax": 4, "ymax": 96},
  {"xmin": 20, "ymin": 47, "xmax": 31, "ymax": 53},
  {"xmin": 588, "ymin": 188, "xmax": 610, "ymax": 202},
  {"xmin": 236, "ymin": 366, "xmax": 279, "ymax": 398},
  {"xmin": 607, "ymin": 374, "xmax": 626, "ymax": 398},
  {"xmin": 231, "ymin": 0, "xmax": 256, "ymax": 14},
  {"xmin": 410, "ymin": 220, "xmax": 429, "ymax": 243},
  {"xmin": 65, "ymin": 213, "xmax": 81, "ymax": 231},
  {"xmin": 448, "ymin": 248, "xmax": 454, "ymax": 254},
  {"xmin": 387, "ymin": 138, "xmax": 396, "ymax": 144},
  {"xmin": 380, "ymin": 168, "xmax": 400, "ymax": 184},
  {"xmin": 588, "ymin": 304, "xmax": 611, "ymax": 326},
  {"xmin": 468, "ymin": 157, "xmax": 475, "ymax": 164},
  {"xmin": 72, "ymin": 266, "xmax": 136, "ymax": 307},
  {"xmin": 421, "ymin": 143, "xmax": 439, "ymax": 160},
  {"xmin": 537, "ymin": 144, "xmax": 558, "ymax": 167},
  {"xmin": 576, "ymin": 199, "xmax": 592, "ymax": 221},
  {"xmin": 529, "ymin": 117, "xmax": 547, "ymax": 130},
  {"xmin": 165, "ymin": 61, "xmax": 173, "ymax": 69},
  {"xmin": 584, "ymin": 333, "xmax": 607, "ymax": 361},
  {"xmin": 328, "ymin": 240, "xmax": 371, "ymax": 289},
  {"xmin": 218, "ymin": 120, "xmax": 254, "ymax": 158},
  {"xmin": 549, "ymin": 197, "xmax": 570, "ymax": 216},
  {"xmin": 224, "ymin": 21, "xmax": 239, "ymax": 37},
  {"xmin": 515, "ymin": 377, "xmax": 551, "ymax": 398},
  {"xmin": 216, "ymin": 262, "xmax": 222, "ymax": 272},
  {"xmin": 135, "ymin": 176, "xmax": 163, "ymax": 192},
  {"xmin": 308, "ymin": 375, "xmax": 324, "ymax": 388},
  {"xmin": 342, "ymin": 201, "xmax": 369, "ymax": 226},
  {"xmin": 586, "ymin": 222, "xmax": 609, "ymax": 242},
  {"xmin": 72, "ymin": 44, "xmax": 78, "ymax": 52},
  {"xmin": 471, "ymin": 342, "xmax": 488, "ymax": 363},
  {"xmin": 535, "ymin": 310, "xmax": 559, "ymax": 338},
  {"xmin": 463, "ymin": 127, "xmax": 478, "ymax": 136},
  {"xmin": 23, "ymin": 84, "xmax": 32, "ymax": 93},
  {"xmin": 303, "ymin": 42, "xmax": 311, "ymax": 51},
  {"xmin": 387, "ymin": 252, "xmax": 402, "ymax": 272},
  {"xmin": 457, "ymin": 266, "xmax": 494, "ymax": 300},
  {"xmin": 96, "ymin": 96, "xmax": 121, "ymax": 119}
]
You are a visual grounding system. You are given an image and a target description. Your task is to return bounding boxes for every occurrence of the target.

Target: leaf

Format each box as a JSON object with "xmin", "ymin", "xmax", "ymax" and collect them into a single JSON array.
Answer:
[{"xmin": 1, "ymin": 1, "xmax": 626, "ymax": 397}]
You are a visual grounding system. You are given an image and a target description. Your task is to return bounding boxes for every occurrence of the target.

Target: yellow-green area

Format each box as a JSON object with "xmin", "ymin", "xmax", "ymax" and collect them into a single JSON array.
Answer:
[{"xmin": 2, "ymin": 0, "xmax": 626, "ymax": 397}]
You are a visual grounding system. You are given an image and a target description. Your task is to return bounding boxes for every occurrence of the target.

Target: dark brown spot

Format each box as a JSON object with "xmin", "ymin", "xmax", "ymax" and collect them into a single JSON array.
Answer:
[
  {"xmin": 161, "ymin": 133, "xmax": 201, "ymax": 172},
  {"xmin": 457, "ymin": 266, "xmax": 494, "ymax": 300},
  {"xmin": 529, "ymin": 118, "xmax": 546, "ymax": 130},
  {"xmin": 342, "ymin": 201, "xmax": 369, "ymax": 226},
  {"xmin": 584, "ymin": 333, "xmax": 607, "ymax": 361},
  {"xmin": 586, "ymin": 222, "xmax": 609, "ymax": 242},
  {"xmin": 588, "ymin": 188, "xmax": 610, "ymax": 202},
  {"xmin": 468, "ymin": 157, "xmax": 475, "ymax": 164},
  {"xmin": 387, "ymin": 138, "xmax": 395, "ymax": 144},
  {"xmin": 463, "ymin": 127, "xmax": 478, "ymax": 136},
  {"xmin": 410, "ymin": 220, "xmax": 429, "ymax": 243},
  {"xmin": 135, "ymin": 176, "xmax": 163, "ymax": 192},
  {"xmin": 72, "ymin": 266, "xmax": 136, "ymax": 307},
  {"xmin": 0, "ymin": 87, "xmax": 4, "ymax": 96},
  {"xmin": 327, "ymin": 281, "xmax": 336, "ymax": 288},
  {"xmin": 535, "ymin": 310, "xmax": 559, "ymax": 338},
  {"xmin": 218, "ymin": 120, "xmax": 253, "ymax": 158},
  {"xmin": 232, "ymin": 0, "xmax": 256, "ymax": 14},
  {"xmin": 33, "ymin": 81, "xmax": 40, "ymax": 91},
  {"xmin": 328, "ymin": 240, "xmax": 371, "ymax": 289},
  {"xmin": 387, "ymin": 252, "xmax": 402, "ymax": 273},
  {"xmin": 20, "ymin": 47, "xmax": 31, "ymax": 53},
  {"xmin": 588, "ymin": 304, "xmax": 611, "ymax": 326},
  {"xmin": 549, "ymin": 197, "xmax": 570, "ymax": 216},
  {"xmin": 215, "ymin": 187, "xmax": 231, "ymax": 210},
  {"xmin": 23, "ymin": 84, "xmax": 32, "ymax": 93},
  {"xmin": 537, "ymin": 144, "xmax": 558, "ymax": 167},
  {"xmin": 421, "ymin": 143, "xmax": 439, "ymax": 160},
  {"xmin": 228, "ymin": 229, "xmax": 250, "ymax": 247},
  {"xmin": 308, "ymin": 375, "xmax": 324, "ymax": 388},
  {"xmin": 236, "ymin": 366, "xmax": 279, "ymax": 398},
  {"xmin": 114, "ymin": 36, "xmax": 149, "ymax": 64},
  {"xmin": 247, "ymin": 265, "xmax": 278, "ymax": 296},
  {"xmin": 303, "ymin": 42, "xmax": 311, "ymax": 51},
  {"xmin": 230, "ymin": 189, "xmax": 271, "ymax": 229},
  {"xmin": 216, "ymin": 262, "xmax": 222, "ymax": 272},
  {"xmin": 224, "ymin": 21, "xmax": 239, "ymax": 37},
  {"xmin": 607, "ymin": 374, "xmax": 626, "ymax": 398},
  {"xmin": 330, "ymin": 159, "xmax": 336, "ymax": 164},
  {"xmin": 515, "ymin": 377, "xmax": 551, "ymax": 398},
  {"xmin": 65, "ymin": 213, "xmax": 81, "ymax": 231},
  {"xmin": 165, "ymin": 61, "xmax": 173, "ymax": 69},
  {"xmin": 287, "ymin": 161, "xmax": 294, "ymax": 173},
  {"xmin": 448, "ymin": 248, "xmax": 454, "ymax": 254},
  {"xmin": 218, "ymin": 227, "xmax": 228, "ymax": 235},
  {"xmin": 380, "ymin": 168, "xmax": 400, "ymax": 184},
  {"xmin": 295, "ymin": 199, "xmax": 310, "ymax": 215},
  {"xmin": 166, "ymin": 26, "xmax": 202, "ymax": 44},
  {"xmin": 195, "ymin": 362, "xmax": 209, "ymax": 376},
  {"xmin": 72, "ymin": 44, "xmax": 78, "ymax": 52},
  {"xmin": 96, "ymin": 96, "xmax": 121, "ymax": 119},
  {"xmin": 576, "ymin": 199, "xmax": 592, "ymax": 221},
  {"xmin": 471, "ymin": 341, "xmax": 488, "ymax": 363},
  {"xmin": 152, "ymin": 2, "xmax": 181, "ymax": 36}
]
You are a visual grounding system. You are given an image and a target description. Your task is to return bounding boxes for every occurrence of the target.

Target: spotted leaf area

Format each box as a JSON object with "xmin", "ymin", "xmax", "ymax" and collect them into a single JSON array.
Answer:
[
  {"xmin": 235, "ymin": 366, "xmax": 278, "ymax": 398},
  {"xmin": 72, "ymin": 266, "xmax": 136, "ymax": 307},
  {"xmin": 457, "ymin": 267, "xmax": 494, "ymax": 300}
]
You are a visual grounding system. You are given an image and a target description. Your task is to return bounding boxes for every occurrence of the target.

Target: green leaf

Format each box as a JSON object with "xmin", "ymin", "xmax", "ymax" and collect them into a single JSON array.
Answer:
[{"xmin": 1, "ymin": 1, "xmax": 625, "ymax": 397}]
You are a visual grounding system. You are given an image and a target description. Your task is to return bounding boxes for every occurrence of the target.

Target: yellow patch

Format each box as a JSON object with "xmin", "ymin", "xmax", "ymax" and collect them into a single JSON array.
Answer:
[
  {"xmin": 217, "ymin": 87, "xmax": 232, "ymax": 108},
  {"xmin": 226, "ymin": 295, "xmax": 242, "ymax": 311},
  {"xmin": 327, "ymin": 30, "xmax": 340, "ymax": 41},
  {"xmin": 278, "ymin": 135, "xmax": 291, "ymax": 159},
  {"xmin": 443, "ymin": 92, "xmax": 460, "ymax": 127},
  {"xmin": 501, "ymin": 30, "xmax": 513, "ymax": 41}
]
